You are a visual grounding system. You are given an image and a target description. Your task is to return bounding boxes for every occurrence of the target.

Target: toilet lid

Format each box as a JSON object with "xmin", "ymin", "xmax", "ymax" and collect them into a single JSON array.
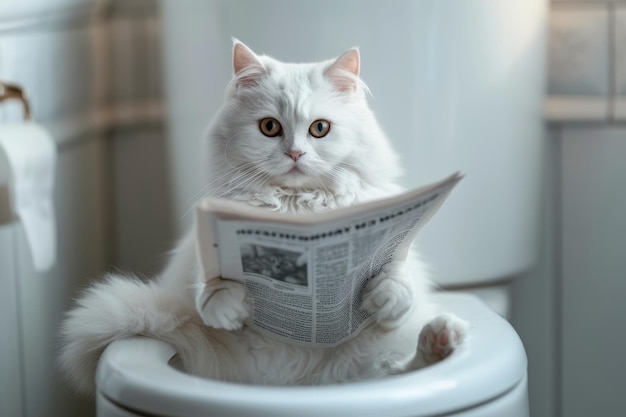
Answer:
[{"xmin": 96, "ymin": 293, "xmax": 527, "ymax": 417}]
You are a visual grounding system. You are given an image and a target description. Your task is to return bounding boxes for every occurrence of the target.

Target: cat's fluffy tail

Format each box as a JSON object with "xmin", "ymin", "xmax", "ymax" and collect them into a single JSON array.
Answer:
[{"xmin": 59, "ymin": 274, "xmax": 235, "ymax": 395}]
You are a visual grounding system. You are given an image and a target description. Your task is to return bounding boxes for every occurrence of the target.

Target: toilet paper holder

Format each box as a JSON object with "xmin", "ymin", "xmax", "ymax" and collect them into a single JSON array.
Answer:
[
  {"xmin": 0, "ymin": 82, "xmax": 31, "ymax": 121},
  {"xmin": 0, "ymin": 81, "xmax": 33, "ymax": 224}
]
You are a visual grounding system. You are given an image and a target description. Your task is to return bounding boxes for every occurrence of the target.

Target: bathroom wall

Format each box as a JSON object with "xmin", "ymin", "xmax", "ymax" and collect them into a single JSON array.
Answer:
[
  {"xmin": 511, "ymin": 1, "xmax": 626, "ymax": 416},
  {"xmin": 0, "ymin": 1, "xmax": 169, "ymax": 416}
]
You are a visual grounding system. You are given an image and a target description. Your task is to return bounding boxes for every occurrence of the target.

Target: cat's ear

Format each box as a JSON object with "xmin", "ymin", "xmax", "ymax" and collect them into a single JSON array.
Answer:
[
  {"xmin": 233, "ymin": 39, "xmax": 266, "ymax": 87},
  {"xmin": 324, "ymin": 48, "xmax": 360, "ymax": 93}
]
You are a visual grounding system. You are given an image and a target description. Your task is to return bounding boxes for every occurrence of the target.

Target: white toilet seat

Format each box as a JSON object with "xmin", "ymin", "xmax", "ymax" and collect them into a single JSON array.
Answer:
[{"xmin": 96, "ymin": 293, "xmax": 528, "ymax": 417}]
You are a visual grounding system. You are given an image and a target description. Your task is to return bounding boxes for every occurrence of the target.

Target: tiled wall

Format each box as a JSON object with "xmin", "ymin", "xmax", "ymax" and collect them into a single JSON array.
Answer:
[
  {"xmin": 539, "ymin": 1, "xmax": 626, "ymax": 417},
  {"xmin": 547, "ymin": 0, "xmax": 626, "ymax": 121}
]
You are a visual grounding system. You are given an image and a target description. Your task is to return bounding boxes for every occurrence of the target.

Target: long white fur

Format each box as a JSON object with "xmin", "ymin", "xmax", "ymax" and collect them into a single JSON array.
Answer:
[{"xmin": 59, "ymin": 41, "xmax": 460, "ymax": 395}]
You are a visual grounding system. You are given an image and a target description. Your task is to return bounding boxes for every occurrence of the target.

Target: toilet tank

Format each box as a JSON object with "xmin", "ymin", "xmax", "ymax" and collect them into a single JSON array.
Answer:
[{"xmin": 160, "ymin": 0, "xmax": 547, "ymax": 286}]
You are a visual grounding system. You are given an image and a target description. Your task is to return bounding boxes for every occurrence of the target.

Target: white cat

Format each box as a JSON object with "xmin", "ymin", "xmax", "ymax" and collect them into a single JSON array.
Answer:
[{"xmin": 59, "ymin": 40, "xmax": 468, "ymax": 394}]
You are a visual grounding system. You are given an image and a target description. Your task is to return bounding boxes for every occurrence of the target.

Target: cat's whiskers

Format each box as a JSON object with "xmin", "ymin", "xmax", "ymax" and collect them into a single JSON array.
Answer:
[
  {"xmin": 194, "ymin": 130, "xmax": 269, "ymax": 201},
  {"xmin": 240, "ymin": 169, "xmax": 273, "ymax": 195},
  {"xmin": 227, "ymin": 170, "xmax": 272, "ymax": 201},
  {"xmin": 188, "ymin": 168, "xmax": 238, "ymax": 202},
  {"xmin": 326, "ymin": 158, "xmax": 362, "ymax": 175},
  {"xmin": 181, "ymin": 162, "xmax": 266, "ymax": 220},
  {"xmin": 320, "ymin": 167, "xmax": 348, "ymax": 185},
  {"xmin": 311, "ymin": 172, "xmax": 334, "ymax": 197},
  {"xmin": 217, "ymin": 160, "xmax": 273, "ymax": 199},
  {"xmin": 189, "ymin": 162, "xmax": 256, "ymax": 203},
  {"xmin": 217, "ymin": 164, "xmax": 260, "ymax": 191}
]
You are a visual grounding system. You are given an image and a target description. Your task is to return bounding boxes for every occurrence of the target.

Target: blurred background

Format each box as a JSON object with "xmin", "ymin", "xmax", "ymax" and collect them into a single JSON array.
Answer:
[{"xmin": 0, "ymin": 0, "xmax": 625, "ymax": 416}]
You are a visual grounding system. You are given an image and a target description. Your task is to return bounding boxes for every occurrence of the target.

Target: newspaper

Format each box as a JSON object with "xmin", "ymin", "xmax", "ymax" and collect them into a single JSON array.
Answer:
[{"xmin": 194, "ymin": 172, "xmax": 462, "ymax": 347}]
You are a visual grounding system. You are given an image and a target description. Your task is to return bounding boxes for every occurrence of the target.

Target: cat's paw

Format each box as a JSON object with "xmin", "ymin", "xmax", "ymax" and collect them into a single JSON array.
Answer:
[
  {"xmin": 196, "ymin": 279, "xmax": 250, "ymax": 331},
  {"xmin": 418, "ymin": 313, "xmax": 468, "ymax": 363},
  {"xmin": 362, "ymin": 262, "xmax": 412, "ymax": 328}
]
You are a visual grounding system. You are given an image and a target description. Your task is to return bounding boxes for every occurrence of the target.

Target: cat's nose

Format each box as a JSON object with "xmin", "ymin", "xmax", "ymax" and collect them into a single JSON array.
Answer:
[{"xmin": 285, "ymin": 150, "xmax": 305, "ymax": 161}]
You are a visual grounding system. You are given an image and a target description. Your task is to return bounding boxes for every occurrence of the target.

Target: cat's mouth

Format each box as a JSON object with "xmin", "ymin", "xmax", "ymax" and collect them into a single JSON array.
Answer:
[
  {"xmin": 287, "ymin": 165, "xmax": 305, "ymax": 175},
  {"xmin": 277, "ymin": 164, "xmax": 314, "ymax": 188}
]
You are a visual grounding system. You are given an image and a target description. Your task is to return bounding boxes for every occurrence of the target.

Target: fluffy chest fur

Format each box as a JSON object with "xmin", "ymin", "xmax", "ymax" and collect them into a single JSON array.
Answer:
[{"xmin": 220, "ymin": 183, "xmax": 402, "ymax": 213}]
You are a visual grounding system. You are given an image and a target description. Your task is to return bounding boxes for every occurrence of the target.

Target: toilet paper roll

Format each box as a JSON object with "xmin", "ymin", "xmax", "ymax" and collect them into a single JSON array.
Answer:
[{"xmin": 0, "ymin": 123, "xmax": 57, "ymax": 272}]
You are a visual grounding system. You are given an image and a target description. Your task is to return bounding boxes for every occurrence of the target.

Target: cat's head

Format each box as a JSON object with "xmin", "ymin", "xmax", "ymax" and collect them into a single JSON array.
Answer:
[{"xmin": 206, "ymin": 40, "xmax": 401, "ymax": 199}]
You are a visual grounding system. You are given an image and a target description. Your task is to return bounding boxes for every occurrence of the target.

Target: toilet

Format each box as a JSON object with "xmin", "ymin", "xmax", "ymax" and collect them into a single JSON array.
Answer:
[
  {"xmin": 96, "ymin": 292, "xmax": 529, "ymax": 417},
  {"xmin": 94, "ymin": 0, "xmax": 544, "ymax": 415}
]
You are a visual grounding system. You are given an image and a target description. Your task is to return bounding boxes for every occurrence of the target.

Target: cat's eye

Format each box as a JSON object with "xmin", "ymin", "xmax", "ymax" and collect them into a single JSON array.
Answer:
[
  {"xmin": 259, "ymin": 118, "xmax": 282, "ymax": 137},
  {"xmin": 309, "ymin": 119, "xmax": 331, "ymax": 138}
]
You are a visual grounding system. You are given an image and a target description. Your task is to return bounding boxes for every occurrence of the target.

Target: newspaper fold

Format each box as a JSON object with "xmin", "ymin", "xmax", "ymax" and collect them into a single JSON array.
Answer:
[{"xmin": 195, "ymin": 172, "xmax": 462, "ymax": 347}]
